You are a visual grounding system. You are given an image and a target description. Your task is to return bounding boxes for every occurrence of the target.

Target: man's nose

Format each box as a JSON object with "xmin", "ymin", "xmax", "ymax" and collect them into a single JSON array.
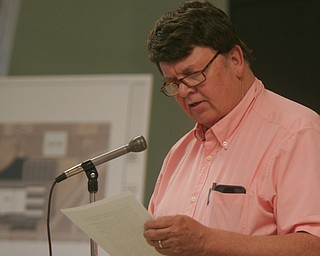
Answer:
[{"xmin": 177, "ymin": 82, "xmax": 196, "ymax": 97}]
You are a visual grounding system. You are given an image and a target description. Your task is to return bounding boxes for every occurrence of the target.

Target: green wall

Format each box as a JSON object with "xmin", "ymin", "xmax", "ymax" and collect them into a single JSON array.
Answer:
[{"xmin": 8, "ymin": 0, "xmax": 195, "ymax": 205}]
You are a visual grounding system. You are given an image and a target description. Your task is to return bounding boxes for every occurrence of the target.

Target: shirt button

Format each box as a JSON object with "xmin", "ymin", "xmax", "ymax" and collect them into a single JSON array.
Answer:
[
  {"xmin": 191, "ymin": 196, "xmax": 197, "ymax": 203},
  {"xmin": 222, "ymin": 141, "xmax": 228, "ymax": 149},
  {"xmin": 206, "ymin": 155, "xmax": 213, "ymax": 161}
]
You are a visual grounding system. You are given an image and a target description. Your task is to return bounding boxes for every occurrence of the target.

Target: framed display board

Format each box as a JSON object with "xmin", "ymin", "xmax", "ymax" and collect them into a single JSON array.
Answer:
[{"xmin": 0, "ymin": 74, "xmax": 152, "ymax": 256}]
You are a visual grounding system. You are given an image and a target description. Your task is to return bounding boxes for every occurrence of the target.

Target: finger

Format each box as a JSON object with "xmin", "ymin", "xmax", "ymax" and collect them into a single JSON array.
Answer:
[
  {"xmin": 144, "ymin": 215, "xmax": 175, "ymax": 230},
  {"xmin": 145, "ymin": 238, "xmax": 155, "ymax": 247},
  {"xmin": 146, "ymin": 239, "xmax": 164, "ymax": 252},
  {"xmin": 144, "ymin": 226, "xmax": 170, "ymax": 242},
  {"xmin": 154, "ymin": 239, "xmax": 170, "ymax": 250}
]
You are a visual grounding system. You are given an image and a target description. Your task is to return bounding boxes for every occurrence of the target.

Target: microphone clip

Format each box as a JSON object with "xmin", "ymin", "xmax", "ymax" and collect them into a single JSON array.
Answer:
[{"xmin": 82, "ymin": 160, "xmax": 99, "ymax": 193}]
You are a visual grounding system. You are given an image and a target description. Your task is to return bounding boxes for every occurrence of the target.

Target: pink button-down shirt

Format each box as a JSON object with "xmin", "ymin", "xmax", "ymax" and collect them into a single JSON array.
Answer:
[{"xmin": 149, "ymin": 79, "xmax": 320, "ymax": 237}]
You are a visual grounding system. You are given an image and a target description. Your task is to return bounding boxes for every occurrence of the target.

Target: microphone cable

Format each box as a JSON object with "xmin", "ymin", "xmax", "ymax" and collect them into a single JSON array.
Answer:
[{"xmin": 46, "ymin": 180, "xmax": 57, "ymax": 256}]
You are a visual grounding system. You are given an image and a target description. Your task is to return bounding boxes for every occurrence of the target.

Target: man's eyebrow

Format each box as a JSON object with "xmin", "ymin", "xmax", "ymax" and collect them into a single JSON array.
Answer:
[
  {"xmin": 181, "ymin": 61, "xmax": 199, "ymax": 74},
  {"xmin": 163, "ymin": 65, "xmax": 197, "ymax": 82}
]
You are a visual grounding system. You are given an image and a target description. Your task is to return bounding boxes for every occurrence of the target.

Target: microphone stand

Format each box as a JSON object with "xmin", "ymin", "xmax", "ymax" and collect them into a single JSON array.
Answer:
[{"xmin": 82, "ymin": 160, "xmax": 99, "ymax": 256}]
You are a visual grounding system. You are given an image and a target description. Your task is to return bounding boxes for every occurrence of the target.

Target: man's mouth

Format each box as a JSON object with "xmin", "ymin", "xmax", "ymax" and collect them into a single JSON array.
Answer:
[{"xmin": 189, "ymin": 101, "xmax": 203, "ymax": 108}]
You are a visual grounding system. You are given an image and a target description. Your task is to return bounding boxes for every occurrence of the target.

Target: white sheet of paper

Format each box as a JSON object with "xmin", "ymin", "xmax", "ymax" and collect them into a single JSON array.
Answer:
[{"xmin": 61, "ymin": 191, "xmax": 161, "ymax": 256}]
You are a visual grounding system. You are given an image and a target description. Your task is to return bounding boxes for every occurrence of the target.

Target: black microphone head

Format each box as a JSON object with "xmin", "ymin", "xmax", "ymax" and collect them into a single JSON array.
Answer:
[{"xmin": 128, "ymin": 135, "xmax": 147, "ymax": 152}]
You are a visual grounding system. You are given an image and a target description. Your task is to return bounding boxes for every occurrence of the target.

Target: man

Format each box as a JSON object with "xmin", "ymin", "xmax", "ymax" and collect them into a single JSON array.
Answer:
[{"xmin": 143, "ymin": 1, "xmax": 320, "ymax": 255}]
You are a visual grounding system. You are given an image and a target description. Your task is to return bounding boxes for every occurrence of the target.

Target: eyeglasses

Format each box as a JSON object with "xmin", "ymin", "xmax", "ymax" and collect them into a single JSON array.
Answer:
[{"xmin": 160, "ymin": 51, "xmax": 220, "ymax": 97}]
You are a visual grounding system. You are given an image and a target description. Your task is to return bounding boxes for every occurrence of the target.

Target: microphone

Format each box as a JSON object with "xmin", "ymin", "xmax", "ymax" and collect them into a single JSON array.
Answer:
[{"xmin": 55, "ymin": 135, "xmax": 147, "ymax": 183}]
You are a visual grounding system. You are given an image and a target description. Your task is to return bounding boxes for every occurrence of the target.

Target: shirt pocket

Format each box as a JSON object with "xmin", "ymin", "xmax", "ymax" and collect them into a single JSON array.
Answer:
[{"xmin": 204, "ymin": 191, "xmax": 249, "ymax": 233}]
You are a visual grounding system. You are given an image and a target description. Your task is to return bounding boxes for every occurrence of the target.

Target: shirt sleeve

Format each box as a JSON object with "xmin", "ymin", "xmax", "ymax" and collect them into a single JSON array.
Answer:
[{"xmin": 268, "ymin": 127, "xmax": 320, "ymax": 237}]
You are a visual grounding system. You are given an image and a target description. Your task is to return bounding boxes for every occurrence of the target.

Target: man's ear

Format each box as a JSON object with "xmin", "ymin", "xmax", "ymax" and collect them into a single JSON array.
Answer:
[{"xmin": 229, "ymin": 45, "xmax": 245, "ymax": 78}]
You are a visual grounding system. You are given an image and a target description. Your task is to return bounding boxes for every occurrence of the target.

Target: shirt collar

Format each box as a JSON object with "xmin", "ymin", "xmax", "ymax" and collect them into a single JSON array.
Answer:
[{"xmin": 194, "ymin": 78, "xmax": 263, "ymax": 148}]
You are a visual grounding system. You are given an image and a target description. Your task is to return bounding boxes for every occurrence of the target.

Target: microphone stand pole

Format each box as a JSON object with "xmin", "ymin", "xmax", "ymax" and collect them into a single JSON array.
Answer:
[{"xmin": 82, "ymin": 160, "xmax": 99, "ymax": 256}]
